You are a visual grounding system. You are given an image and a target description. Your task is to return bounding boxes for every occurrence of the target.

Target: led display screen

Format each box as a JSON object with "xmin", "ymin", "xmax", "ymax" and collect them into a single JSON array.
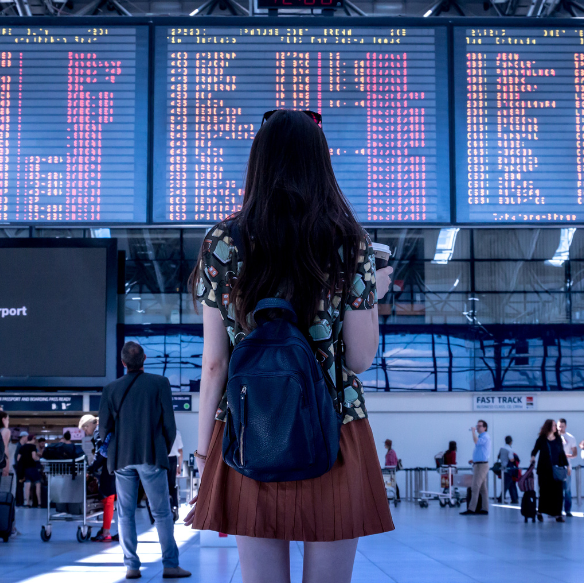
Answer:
[
  {"xmin": 0, "ymin": 25, "xmax": 149, "ymax": 223},
  {"xmin": 153, "ymin": 24, "xmax": 451, "ymax": 224},
  {"xmin": 0, "ymin": 240, "xmax": 117, "ymax": 387},
  {"xmin": 454, "ymin": 26, "xmax": 584, "ymax": 223}
]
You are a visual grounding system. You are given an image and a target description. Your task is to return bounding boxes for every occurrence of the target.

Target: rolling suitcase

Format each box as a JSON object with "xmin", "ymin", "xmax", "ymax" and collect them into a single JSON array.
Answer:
[
  {"xmin": 521, "ymin": 490, "xmax": 537, "ymax": 523},
  {"xmin": 0, "ymin": 475, "xmax": 16, "ymax": 542}
]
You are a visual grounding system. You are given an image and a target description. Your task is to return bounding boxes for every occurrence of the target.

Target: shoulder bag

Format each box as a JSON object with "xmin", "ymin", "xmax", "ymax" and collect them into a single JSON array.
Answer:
[{"xmin": 547, "ymin": 440, "xmax": 568, "ymax": 482}]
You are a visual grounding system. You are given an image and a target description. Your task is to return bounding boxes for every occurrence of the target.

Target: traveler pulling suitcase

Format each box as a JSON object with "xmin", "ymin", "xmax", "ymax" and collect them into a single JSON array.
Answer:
[{"xmin": 0, "ymin": 474, "xmax": 16, "ymax": 542}]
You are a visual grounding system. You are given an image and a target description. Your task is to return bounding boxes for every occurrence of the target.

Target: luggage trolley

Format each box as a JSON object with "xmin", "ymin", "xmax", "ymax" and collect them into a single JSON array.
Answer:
[
  {"xmin": 382, "ymin": 467, "xmax": 400, "ymax": 507},
  {"xmin": 40, "ymin": 456, "xmax": 104, "ymax": 543},
  {"xmin": 419, "ymin": 466, "xmax": 461, "ymax": 508}
]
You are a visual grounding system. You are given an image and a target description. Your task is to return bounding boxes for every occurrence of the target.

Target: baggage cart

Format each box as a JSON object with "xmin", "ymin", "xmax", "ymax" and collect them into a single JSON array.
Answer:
[
  {"xmin": 418, "ymin": 466, "xmax": 462, "ymax": 508},
  {"xmin": 39, "ymin": 456, "xmax": 104, "ymax": 543},
  {"xmin": 382, "ymin": 467, "xmax": 400, "ymax": 507}
]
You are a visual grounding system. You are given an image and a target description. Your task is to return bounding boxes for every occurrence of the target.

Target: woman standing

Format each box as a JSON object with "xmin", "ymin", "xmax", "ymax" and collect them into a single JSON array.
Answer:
[
  {"xmin": 384, "ymin": 440, "xmax": 398, "ymax": 467},
  {"xmin": 531, "ymin": 419, "xmax": 570, "ymax": 523},
  {"xmin": 78, "ymin": 414, "xmax": 118, "ymax": 542},
  {"xmin": 443, "ymin": 441, "xmax": 457, "ymax": 466},
  {"xmin": 184, "ymin": 110, "xmax": 394, "ymax": 583}
]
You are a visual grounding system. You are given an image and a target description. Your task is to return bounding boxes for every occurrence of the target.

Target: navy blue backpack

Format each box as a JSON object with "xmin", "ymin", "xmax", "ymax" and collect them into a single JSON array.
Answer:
[{"xmin": 222, "ymin": 223, "xmax": 346, "ymax": 482}]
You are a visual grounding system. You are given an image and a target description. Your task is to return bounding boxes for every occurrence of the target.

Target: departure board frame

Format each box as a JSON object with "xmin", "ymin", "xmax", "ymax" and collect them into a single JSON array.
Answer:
[
  {"xmin": 151, "ymin": 17, "xmax": 453, "ymax": 227},
  {"xmin": 4, "ymin": 17, "xmax": 584, "ymax": 227},
  {"xmin": 0, "ymin": 17, "xmax": 150, "ymax": 226}
]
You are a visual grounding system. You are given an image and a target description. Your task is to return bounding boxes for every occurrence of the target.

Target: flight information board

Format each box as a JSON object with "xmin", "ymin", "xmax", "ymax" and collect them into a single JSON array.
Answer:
[
  {"xmin": 454, "ymin": 26, "xmax": 584, "ymax": 223},
  {"xmin": 0, "ymin": 26, "xmax": 148, "ymax": 223},
  {"xmin": 153, "ymin": 25, "xmax": 450, "ymax": 224}
]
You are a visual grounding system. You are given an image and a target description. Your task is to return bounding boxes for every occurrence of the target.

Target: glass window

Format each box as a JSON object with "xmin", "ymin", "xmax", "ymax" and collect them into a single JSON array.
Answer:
[
  {"xmin": 475, "ymin": 293, "xmax": 568, "ymax": 324},
  {"xmin": 111, "ymin": 229, "xmax": 181, "ymax": 261},
  {"xmin": 475, "ymin": 262, "xmax": 566, "ymax": 292},
  {"xmin": 473, "ymin": 229, "xmax": 561, "ymax": 260},
  {"xmin": 124, "ymin": 293, "xmax": 181, "ymax": 324}
]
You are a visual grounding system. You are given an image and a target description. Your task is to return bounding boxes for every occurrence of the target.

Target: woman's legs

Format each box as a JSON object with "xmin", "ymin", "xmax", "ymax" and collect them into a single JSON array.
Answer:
[
  {"xmin": 35, "ymin": 481, "xmax": 41, "ymax": 506},
  {"xmin": 236, "ymin": 536, "xmax": 291, "ymax": 583},
  {"xmin": 303, "ymin": 538, "xmax": 359, "ymax": 583}
]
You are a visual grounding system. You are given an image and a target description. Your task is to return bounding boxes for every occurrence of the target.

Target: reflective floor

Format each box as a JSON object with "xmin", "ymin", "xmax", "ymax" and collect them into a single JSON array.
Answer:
[{"xmin": 1, "ymin": 501, "xmax": 583, "ymax": 583}]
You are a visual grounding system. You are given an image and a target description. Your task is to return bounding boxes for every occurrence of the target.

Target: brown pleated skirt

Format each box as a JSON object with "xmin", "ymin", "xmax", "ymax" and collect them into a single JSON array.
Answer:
[{"xmin": 192, "ymin": 418, "xmax": 395, "ymax": 542}]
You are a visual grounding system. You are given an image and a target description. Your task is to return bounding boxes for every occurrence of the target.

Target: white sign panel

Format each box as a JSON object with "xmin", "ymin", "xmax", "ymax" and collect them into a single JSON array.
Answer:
[{"xmin": 473, "ymin": 395, "xmax": 536, "ymax": 411}]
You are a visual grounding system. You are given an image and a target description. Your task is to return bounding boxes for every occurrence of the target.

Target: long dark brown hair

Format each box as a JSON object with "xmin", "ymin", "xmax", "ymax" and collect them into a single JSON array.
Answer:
[
  {"xmin": 190, "ymin": 110, "xmax": 363, "ymax": 331},
  {"xmin": 539, "ymin": 419, "xmax": 559, "ymax": 439}
]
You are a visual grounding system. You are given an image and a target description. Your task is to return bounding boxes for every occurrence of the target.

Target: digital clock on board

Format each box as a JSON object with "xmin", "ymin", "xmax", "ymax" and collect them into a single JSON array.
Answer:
[{"xmin": 257, "ymin": 0, "xmax": 343, "ymax": 7}]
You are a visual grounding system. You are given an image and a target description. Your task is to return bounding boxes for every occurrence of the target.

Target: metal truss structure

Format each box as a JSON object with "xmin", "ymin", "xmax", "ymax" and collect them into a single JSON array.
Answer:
[{"xmin": 1, "ymin": 0, "xmax": 584, "ymax": 17}]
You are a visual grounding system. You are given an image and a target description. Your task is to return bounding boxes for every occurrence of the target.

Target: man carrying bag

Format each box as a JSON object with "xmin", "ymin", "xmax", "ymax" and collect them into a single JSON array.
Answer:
[{"xmin": 99, "ymin": 341, "xmax": 190, "ymax": 580}]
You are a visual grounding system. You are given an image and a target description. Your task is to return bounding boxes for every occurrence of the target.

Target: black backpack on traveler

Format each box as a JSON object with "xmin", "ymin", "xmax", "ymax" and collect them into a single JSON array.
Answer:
[
  {"xmin": 222, "ymin": 223, "xmax": 346, "ymax": 482},
  {"xmin": 521, "ymin": 491, "xmax": 537, "ymax": 523}
]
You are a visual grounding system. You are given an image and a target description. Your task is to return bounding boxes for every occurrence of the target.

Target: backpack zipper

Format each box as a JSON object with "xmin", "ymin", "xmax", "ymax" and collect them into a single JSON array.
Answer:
[{"xmin": 239, "ymin": 385, "xmax": 247, "ymax": 466}]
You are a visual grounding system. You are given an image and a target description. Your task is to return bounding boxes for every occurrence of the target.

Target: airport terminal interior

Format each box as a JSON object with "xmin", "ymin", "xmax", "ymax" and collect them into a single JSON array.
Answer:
[{"xmin": 2, "ymin": 1, "xmax": 584, "ymax": 582}]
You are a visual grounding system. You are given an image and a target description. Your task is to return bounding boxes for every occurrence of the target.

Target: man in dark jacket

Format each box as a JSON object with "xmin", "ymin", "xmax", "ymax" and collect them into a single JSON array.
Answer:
[{"xmin": 99, "ymin": 341, "xmax": 191, "ymax": 580}]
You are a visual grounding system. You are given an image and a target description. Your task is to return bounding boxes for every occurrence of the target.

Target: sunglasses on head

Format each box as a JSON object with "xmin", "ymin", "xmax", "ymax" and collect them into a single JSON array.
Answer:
[{"xmin": 261, "ymin": 110, "xmax": 322, "ymax": 128}]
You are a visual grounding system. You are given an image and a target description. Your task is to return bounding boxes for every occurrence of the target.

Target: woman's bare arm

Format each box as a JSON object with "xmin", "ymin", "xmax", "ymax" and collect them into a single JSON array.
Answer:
[{"xmin": 197, "ymin": 305, "xmax": 230, "ymax": 473}]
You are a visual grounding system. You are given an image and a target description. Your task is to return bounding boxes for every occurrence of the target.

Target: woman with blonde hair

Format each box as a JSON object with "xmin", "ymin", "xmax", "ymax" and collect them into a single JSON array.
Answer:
[{"xmin": 79, "ymin": 414, "xmax": 118, "ymax": 542}]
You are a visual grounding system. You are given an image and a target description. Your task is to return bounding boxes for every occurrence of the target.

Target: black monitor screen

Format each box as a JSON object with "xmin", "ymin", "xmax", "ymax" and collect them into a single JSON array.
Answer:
[
  {"xmin": 454, "ymin": 26, "xmax": 584, "ymax": 224},
  {"xmin": 0, "ymin": 26, "xmax": 149, "ymax": 223},
  {"xmin": 153, "ymin": 25, "xmax": 451, "ymax": 224},
  {"xmin": 0, "ymin": 241, "xmax": 116, "ymax": 384}
]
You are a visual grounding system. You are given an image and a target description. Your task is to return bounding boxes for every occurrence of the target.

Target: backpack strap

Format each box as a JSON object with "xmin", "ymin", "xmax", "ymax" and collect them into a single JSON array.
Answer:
[{"xmin": 335, "ymin": 241, "xmax": 348, "ymax": 415}]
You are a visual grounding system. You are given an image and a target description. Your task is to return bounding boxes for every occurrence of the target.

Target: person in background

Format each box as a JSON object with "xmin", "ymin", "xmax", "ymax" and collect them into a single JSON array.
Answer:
[
  {"xmin": 17, "ymin": 435, "xmax": 42, "ymax": 508},
  {"xmin": 0, "ymin": 412, "xmax": 19, "ymax": 538},
  {"xmin": 497, "ymin": 436, "xmax": 519, "ymax": 504},
  {"xmin": 0, "ymin": 411, "xmax": 9, "ymax": 479},
  {"xmin": 37, "ymin": 437, "xmax": 46, "ymax": 458},
  {"xmin": 443, "ymin": 441, "xmax": 457, "ymax": 466},
  {"xmin": 80, "ymin": 414, "xmax": 98, "ymax": 464},
  {"xmin": 60, "ymin": 431, "xmax": 72, "ymax": 444},
  {"xmin": 531, "ymin": 419, "xmax": 569, "ymax": 523},
  {"xmin": 99, "ymin": 341, "xmax": 190, "ymax": 579},
  {"xmin": 384, "ymin": 439, "xmax": 398, "ymax": 467},
  {"xmin": 79, "ymin": 414, "xmax": 118, "ymax": 543},
  {"xmin": 460, "ymin": 420, "xmax": 491, "ymax": 516},
  {"xmin": 13, "ymin": 431, "xmax": 28, "ymax": 477},
  {"xmin": 558, "ymin": 418, "xmax": 577, "ymax": 517},
  {"xmin": 168, "ymin": 429, "xmax": 183, "ymax": 517}
]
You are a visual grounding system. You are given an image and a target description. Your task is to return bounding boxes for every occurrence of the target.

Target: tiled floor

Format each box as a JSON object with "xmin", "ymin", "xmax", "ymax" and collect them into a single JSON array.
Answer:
[{"xmin": 1, "ymin": 501, "xmax": 583, "ymax": 583}]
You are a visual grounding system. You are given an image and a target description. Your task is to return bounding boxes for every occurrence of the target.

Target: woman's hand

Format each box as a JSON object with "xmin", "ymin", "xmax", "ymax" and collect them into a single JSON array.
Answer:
[
  {"xmin": 530, "ymin": 456, "xmax": 536, "ymax": 464},
  {"xmin": 183, "ymin": 495, "xmax": 199, "ymax": 527},
  {"xmin": 568, "ymin": 466, "xmax": 572, "ymax": 477},
  {"xmin": 376, "ymin": 266, "xmax": 393, "ymax": 299}
]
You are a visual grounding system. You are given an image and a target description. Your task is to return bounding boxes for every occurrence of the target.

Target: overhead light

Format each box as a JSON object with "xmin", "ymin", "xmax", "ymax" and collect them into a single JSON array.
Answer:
[
  {"xmin": 453, "ymin": 278, "xmax": 460, "ymax": 287},
  {"xmin": 190, "ymin": 8, "xmax": 199, "ymax": 15},
  {"xmin": 432, "ymin": 228, "xmax": 460, "ymax": 264},
  {"xmin": 131, "ymin": 297, "xmax": 142, "ymax": 301},
  {"xmin": 423, "ymin": 9, "xmax": 433, "ymax": 16},
  {"xmin": 546, "ymin": 228, "xmax": 576, "ymax": 267}
]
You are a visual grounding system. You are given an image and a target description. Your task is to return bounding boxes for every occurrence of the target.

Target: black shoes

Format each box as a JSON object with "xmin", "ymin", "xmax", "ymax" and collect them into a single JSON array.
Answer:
[
  {"xmin": 460, "ymin": 510, "xmax": 475, "ymax": 515},
  {"xmin": 565, "ymin": 512, "xmax": 573, "ymax": 517},
  {"xmin": 537, "ymin": 513, "xmax": 544, "ymax": 522},
  {"xmin": 476, "ymin": 510, "xmax": 489, "ymax": 515}
]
